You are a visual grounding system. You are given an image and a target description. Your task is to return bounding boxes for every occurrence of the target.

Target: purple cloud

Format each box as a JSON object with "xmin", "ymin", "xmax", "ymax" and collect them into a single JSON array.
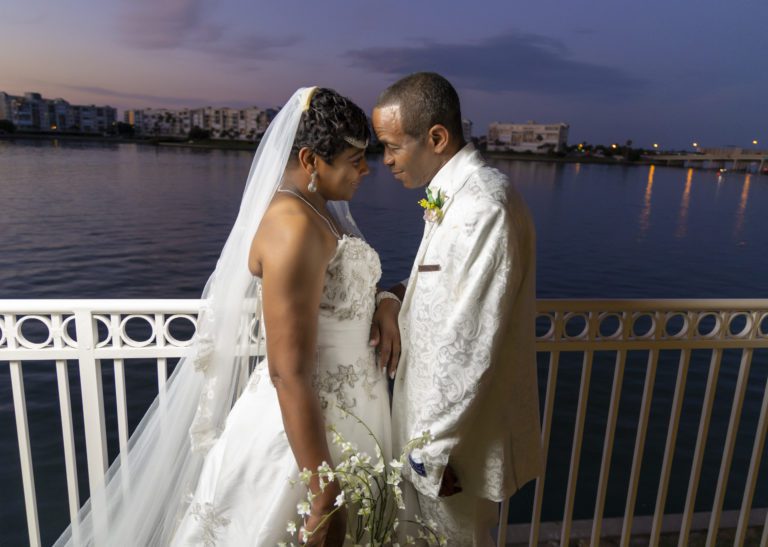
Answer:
[{"xmin": 348, "ymin": 31, "xmax": 644, "ymax": 99}]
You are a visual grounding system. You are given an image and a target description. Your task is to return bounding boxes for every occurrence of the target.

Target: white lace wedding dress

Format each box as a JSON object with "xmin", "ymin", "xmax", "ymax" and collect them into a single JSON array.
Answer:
[{"xmin": 171, "ymin": 235, "xmax": 392, "ymax": 546}]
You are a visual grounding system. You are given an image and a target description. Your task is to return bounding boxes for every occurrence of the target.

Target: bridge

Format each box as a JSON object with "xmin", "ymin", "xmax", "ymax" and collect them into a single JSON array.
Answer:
[{"xmin": 647, "ymin": 151, "xmax": 768, "ymax": 172}]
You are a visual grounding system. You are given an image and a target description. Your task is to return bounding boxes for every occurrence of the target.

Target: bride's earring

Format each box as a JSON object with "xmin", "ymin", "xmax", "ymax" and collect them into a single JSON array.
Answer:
[{"xmin": 308, "ymin": 170, "xmax": 318, "ymax": 193}]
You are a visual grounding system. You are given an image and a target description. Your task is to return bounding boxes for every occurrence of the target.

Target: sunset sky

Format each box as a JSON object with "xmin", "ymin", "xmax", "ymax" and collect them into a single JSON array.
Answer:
[{"xmin": 1, "ymin": 0, "xmax": 766, "ymax": 148}]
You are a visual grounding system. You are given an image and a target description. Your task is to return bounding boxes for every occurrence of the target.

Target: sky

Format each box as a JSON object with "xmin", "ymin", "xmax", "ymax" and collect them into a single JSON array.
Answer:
[{"xmin": 1, "ymin": 0, "xmax": 766, "ymax": 149}]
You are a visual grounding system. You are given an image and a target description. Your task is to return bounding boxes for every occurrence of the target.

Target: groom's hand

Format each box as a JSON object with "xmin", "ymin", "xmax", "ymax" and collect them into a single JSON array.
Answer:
[
  {"xmin": 369, "ymin": 299, "xmax": 401, "ymax": 379},
  {"xmin": 438, "ymin": 464, "xmax": 462, "ymax": 497}
]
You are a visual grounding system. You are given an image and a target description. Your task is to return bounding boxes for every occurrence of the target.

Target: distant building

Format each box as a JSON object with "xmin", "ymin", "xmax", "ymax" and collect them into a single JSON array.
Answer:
[
  {"xmin": 462, "ymin": 118, "xmax": 473, "ymax": 142},
  {"xmin": 124, "ymin": 105, "xmax": 276, "ymax": 141},
  {"xmin": 0, "ymin": 91, "xmax": 116, "ymax": 133},
  {"xmin": 487, "ymin": 121, "xmax": 569, "ymax": 153}
]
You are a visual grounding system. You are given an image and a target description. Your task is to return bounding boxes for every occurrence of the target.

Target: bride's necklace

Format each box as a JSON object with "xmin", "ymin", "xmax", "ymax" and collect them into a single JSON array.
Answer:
[{"xmin": 277, "ymin": 188, "xmax": 342, "ymax": 239}]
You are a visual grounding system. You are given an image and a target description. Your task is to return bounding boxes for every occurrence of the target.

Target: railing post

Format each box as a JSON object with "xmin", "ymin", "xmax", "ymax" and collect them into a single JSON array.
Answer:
[{"xmin": 74, "ymin": 308, "xmax": 109, "ymax": 537}]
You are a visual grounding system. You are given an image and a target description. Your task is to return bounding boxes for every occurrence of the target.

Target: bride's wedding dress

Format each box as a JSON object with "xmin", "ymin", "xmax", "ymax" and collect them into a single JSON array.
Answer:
[{"xmin": 171, "ymin": 235, "xmax": 392, "ymax": 545}]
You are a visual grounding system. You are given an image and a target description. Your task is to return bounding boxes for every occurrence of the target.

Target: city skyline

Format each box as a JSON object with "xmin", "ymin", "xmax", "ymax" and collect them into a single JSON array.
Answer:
[{"xmin": 1, "ymin": 0, "xmax": 766, "ymax": 148}]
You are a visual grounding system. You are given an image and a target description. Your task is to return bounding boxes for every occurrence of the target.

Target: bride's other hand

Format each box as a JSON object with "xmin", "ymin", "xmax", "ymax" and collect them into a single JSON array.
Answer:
[
  {"xmin": 302, "ymin": 505, "xmax": 347, "ymax": 546},
  {"xmin": 369, "ymin": 297, "xmax": 401, "ymax": 379}
]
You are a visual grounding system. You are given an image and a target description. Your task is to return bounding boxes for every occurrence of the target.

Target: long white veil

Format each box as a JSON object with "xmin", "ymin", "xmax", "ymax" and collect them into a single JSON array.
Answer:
[{"xmin": 54, "ymin": 87, "xmax": 353, "ymax": 546}]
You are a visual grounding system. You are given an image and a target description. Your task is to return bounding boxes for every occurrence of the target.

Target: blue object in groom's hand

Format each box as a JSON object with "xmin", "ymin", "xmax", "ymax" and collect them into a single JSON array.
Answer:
[{"xmin": 408, "ymin": 452, "xmax": 426, "ymax": 477}]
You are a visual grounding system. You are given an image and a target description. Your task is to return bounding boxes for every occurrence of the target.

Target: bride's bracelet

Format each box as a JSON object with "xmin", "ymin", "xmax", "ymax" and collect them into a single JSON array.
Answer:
[{"xmin": 375, "ymin": 290, "xmax": 401, "ymax": 307}]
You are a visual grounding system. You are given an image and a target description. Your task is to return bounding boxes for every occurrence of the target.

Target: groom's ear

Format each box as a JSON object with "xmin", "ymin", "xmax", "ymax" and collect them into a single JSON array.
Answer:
[{"xmin": 428, "ymin": 124, "xmax": 450, "ymax": 154}]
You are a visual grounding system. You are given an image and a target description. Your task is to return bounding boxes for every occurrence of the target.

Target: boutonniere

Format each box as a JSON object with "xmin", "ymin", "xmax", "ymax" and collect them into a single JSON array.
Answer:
[{"xmin": 418, "ymin": 188, "xmax": 447, "ymax": 223}]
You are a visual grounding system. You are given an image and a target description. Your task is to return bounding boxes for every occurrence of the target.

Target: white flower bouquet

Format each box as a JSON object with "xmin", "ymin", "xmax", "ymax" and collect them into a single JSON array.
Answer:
[{"xmin": 282, "ymin": 407, "xmax": 446, "ymax": 546}]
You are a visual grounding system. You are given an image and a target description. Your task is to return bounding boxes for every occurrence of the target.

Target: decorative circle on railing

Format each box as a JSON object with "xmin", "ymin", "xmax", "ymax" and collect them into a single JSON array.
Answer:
[
  {"xmin": 759, "ymin": 313, "xmax": 768, "ymax": 338},
  {"xmin": 727, "ymin": 312, "xmax": 753, "ymax": 339},
  {"xmin": 563, "ymin": 312, "xmax": 589, "ymax": 340},
  {"xmin": 696, "ymin": 312, "xmax": 722, "ymax": 338},
  {"xmin": 0, "ymin": 318, "xmax": 6, "ymax": 347},
  {"xmin": 94, "ymin": 315, "xmax": 113, "ymax": 348},
  {"xmin": 58, "ymin": 315, "xmax": 112, "ymax": 348},
  {"xmin": 535, "ymin": 313, "xmax": 555, "ymax": 340},
  {"xmin": 597, "ymin": 313, "xmax": 622, "ymax": 339},
  {"xmin": 15, "ymin": 315, "xmax": 53, "ymax": 349},
  {"xmin": 664, "ymin": 312, "xmax": 689, "ymax": 339},
  {"xmin": 630, "ymin": 313, "xmax": 656, "ymax": 339},
  {"xmin": 61, "ymin": 316, "xmax": 77, "ymax": 347},
  {"xmin": 119, "ymin": 315, "xmax": 156, "ymax": 348},
  {"xmin": 163, "ymin": 314, "xmax": 197, "ymax": 347}
]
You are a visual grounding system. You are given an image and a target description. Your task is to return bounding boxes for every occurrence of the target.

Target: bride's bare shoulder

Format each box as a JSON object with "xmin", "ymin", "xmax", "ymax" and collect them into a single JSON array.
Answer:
[{"xmin": 248, "ymin": 195, "xmax": 332, "ymax": 276}]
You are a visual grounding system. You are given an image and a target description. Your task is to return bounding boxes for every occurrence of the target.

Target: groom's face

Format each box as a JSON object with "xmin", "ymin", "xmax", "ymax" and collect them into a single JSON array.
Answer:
[{"xmin": 372, "ymin": 105, "xmax": 437, "ymax": 189}]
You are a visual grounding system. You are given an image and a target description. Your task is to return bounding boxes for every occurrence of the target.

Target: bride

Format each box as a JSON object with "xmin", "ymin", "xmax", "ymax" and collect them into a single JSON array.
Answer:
[{"xmin": 54, "ymin": 87, "xmax": 397, "ymax": 546}]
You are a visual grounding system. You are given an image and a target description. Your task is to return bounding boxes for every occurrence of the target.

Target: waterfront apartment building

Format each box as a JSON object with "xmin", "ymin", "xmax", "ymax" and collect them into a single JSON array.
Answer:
[
  {"xmin": 487, "ymin": 121, "xmax": 569, "ymax": 153},
  {"xmin": 0, "ymin": 91, "xmax": 116, "ymax": 133},
  {"xmin": 124, "ymin": 106, "xmax": 277, "ymax": 141},
  {"xmin": 462, "ymin": 118, "xmax": 473, "ymax": 142}
]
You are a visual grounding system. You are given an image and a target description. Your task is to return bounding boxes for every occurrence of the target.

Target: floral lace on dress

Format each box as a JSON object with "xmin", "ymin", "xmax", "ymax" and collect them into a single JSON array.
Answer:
[{"xmin": 319, "ymin": 236, "xmax": 381, "ymax": 322}]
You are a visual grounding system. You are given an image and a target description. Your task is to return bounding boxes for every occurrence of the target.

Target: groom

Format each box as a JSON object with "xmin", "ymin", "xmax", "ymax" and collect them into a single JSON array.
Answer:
[{"xmin": 370, "ymin": 72, "xmax": 543, "ymax": 545}]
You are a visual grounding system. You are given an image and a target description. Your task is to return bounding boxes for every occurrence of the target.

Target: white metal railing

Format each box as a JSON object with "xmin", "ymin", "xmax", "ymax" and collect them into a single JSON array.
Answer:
[{"xmin": 2, "ymin": 299, "xmax": 768, "ymax": 546}]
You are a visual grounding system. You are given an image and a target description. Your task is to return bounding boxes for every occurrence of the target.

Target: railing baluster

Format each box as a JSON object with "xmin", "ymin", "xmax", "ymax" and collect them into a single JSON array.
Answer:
[
  {"xmin": 52, "ymin": 312, "xmax": 81, "ymax": 525},
  {"xmin": 529, "ymin": 351, "xmax": 560, "ymax": 547},
  {"xmin": 650, "ymin": 348, "xmax": 692, "ymax": 545},
  {"xmin": 114, "ymin": 359, "xmax": 129, "ymax": 452},
  {"xmin": 56, "ymin": 358, "xmax": 81, "ymax": 522},
  {"xmin": 111, "ymin": 314, "xmax": 129, "ymax": 455},
  {"xmin": 620, "ymin": 349, "xmax": 660, "ymax": 546},
  {"xmin": 761, "ymin": 509, "xmax": 768, "ymax": 547},
  {"xmin": 590, "ymin": 350, "xmax": 627, "ymax": 546},
  {"xmin": 496, "ymin": 498, "xmax": 509, "ymax": 546},
  {"xmin": 678, "ymin": 348, "xmax": 723, "ymax": 547},
  {"xmin": 706, "ymin": 348, "xmax": 754, "ymax": 546},
  {"xmin": 735, "ymin": 375, "xmax": 768, "ymax": 546},
  {"xmin": 10, "ymin": 360, "xmax": 41, "ymax": 547},
  {"xmin": 156, "ymin": 313, "xmax": 167, "ymax": 391},
  {"xmin": 560, "ymin": 349, "xmax": 594, "ymax": 547},
  {"xmin": 5, "ymin": 313, "xmax": 42, "ymax": 547}
]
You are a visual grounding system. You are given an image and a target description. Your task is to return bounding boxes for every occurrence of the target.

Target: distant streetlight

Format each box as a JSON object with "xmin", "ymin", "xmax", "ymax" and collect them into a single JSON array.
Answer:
[
  {"xmin": 653, "ymin": 143, "xmax": 659, "ymax": 149},
  {"xmin": 611, "ymin": 143, "xmax": 618, "ymax": 149},
  {"xmin": 753, "ymin": 139, "xmax": 759, "ymax": 145},
  {"xmin": 692, "ymin": 142, "xmax": 698, "ymax": 148}
]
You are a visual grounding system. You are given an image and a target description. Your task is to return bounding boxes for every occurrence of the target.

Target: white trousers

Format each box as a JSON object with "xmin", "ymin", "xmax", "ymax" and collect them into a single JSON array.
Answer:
[{"xmin": 403, "ymin": 481, "xmax": 499, "ymax": 546}]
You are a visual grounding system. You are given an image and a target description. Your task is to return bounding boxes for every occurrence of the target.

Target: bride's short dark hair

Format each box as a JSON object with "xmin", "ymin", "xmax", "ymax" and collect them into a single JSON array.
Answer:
[{"xmin": 291, "ymin": 88, "xmax": 370, "ymax": 163}]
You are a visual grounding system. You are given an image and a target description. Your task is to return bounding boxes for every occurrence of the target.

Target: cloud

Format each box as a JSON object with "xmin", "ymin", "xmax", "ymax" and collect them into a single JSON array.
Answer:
[
  {"xmin": 348, "ymin": 31, "xmax": 644, "ymax": 98},
  {"xmin": 118, "ymin": 0, "xmax": 216, "ymax": 49},
  {"xmin": 118, "ymin": 0, "xmax": 298, "ymax": 60},
  {"xmin": 60, "ymin": 85, "xmax": 216, "ymax": 108}
]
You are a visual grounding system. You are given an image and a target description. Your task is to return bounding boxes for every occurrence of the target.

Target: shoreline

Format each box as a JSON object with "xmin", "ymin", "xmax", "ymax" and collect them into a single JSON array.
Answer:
[
  {"xmin": 0, "ymin": 133, "xmax": 650, "ymax": 165},
  {"xmin": 3, "ymin": 133, "xmax": 765, "ymax": 173}
]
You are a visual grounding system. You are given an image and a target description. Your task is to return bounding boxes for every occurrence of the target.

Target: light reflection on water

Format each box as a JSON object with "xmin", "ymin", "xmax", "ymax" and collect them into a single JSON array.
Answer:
[{"xmin": 1, "ymin": 139, "xmax": 767, "ymax": 543}]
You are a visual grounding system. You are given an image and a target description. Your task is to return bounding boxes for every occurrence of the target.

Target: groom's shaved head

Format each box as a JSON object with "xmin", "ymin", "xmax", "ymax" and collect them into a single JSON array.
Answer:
[{"xmin": 376, "ymin": 72, "xmax": 464, "ymax": 143}]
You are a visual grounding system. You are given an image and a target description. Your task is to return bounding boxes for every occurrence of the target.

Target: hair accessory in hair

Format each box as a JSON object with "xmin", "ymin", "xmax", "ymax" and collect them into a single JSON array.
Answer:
[
  {"xmin": 302, "ymin": 86, "xmax": 318, "ymax": 111},
  {"xmin": 342, "ymin": 136, "xmax": 369, "ymax": 149}
]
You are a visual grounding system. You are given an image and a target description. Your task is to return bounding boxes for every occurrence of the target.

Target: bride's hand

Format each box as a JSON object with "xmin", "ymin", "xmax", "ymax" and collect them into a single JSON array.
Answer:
[
  {"xmin": 301, "ymin": 507, "xmax": 347, "ymax": 546},
  {"xmin": 369, "ymin": 298, "xmax": 401, "ymax": 379}
]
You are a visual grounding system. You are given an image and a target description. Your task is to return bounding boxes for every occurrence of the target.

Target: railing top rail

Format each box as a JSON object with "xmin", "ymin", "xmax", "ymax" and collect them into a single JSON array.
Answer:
[
  {"xmin": 0, "ymin": 299, "xmax": 201, "ymax": 314},
  {"xmin": 536, "ymin": 299, "xmax": 768, "ymax": 312},
  {"xmin": 2, "ymin": 298, "xmax": 768, "ymax": 315}
]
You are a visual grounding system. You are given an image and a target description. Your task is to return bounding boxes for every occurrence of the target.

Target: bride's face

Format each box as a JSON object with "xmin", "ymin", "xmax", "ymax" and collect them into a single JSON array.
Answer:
[{"xmin": 317, "ymin": 146, "xmax": 369, "ymax": 201}]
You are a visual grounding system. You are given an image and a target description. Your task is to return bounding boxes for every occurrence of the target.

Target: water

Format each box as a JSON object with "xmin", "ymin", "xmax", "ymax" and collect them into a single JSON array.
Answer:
[{"xmin": 1, "ymin": 139, "xmax": 767, "ymax": 544}]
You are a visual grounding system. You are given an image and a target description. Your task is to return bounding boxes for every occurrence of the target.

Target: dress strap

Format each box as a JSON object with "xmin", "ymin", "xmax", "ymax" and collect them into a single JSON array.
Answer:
[{"xmin": 277, "ymin": 188, "xmax": 342, "ymax": 239}]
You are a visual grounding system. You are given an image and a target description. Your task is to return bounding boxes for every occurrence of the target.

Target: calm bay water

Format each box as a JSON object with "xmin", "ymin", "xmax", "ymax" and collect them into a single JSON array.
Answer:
[{"xmin": 1, "ymin": 139, "xmax": 767, "ymax": 544}]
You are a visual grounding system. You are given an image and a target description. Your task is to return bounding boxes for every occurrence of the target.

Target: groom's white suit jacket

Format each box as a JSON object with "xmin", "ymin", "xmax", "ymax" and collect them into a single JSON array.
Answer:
[{"xmin": 392, "ymin": 144, "xmax": 543, "ymax": 502}]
